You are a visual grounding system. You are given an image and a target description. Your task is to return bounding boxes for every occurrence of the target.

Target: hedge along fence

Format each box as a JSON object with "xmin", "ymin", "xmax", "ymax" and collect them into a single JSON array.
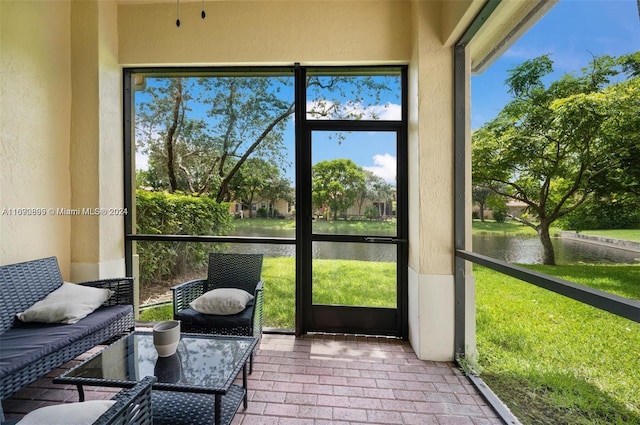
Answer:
[{"xmin": 135, "ymin": 190, "xmax": 233, "ymax": 288}]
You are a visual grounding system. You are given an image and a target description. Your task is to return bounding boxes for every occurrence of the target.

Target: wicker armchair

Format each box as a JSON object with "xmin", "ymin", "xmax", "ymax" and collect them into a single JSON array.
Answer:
[
  {"xmin": 1, "ymin": 376, "xmax": 155, "ymax": 425},
  {"xmin": 171, "ymin": 253, "xmax": 264, "ymax": 372}
]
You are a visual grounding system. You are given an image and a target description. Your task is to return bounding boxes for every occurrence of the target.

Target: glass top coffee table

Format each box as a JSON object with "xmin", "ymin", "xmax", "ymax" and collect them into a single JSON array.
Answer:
[{"xmin": 54, "ymin": 331, "xmax": 257, "ymax": 425}]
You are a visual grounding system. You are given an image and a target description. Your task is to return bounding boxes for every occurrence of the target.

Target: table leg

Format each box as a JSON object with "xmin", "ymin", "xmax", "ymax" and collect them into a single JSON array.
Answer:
[
  {"xmin": 215, "ymin": 394, "xmax": 221, "ymax": 425},
  {"xmin": 243, "ymin": 363, "xmax": 248, "ymax": 408},
  {"xmin": 76, "ymin": 384, "xmax": 85, "ymax": 402}
]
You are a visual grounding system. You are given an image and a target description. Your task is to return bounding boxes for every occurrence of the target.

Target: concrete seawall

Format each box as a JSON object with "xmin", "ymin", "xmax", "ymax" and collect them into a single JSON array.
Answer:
[{"xmin": 560, "ymin": 231, "xmax": 640, "ymax": 253}]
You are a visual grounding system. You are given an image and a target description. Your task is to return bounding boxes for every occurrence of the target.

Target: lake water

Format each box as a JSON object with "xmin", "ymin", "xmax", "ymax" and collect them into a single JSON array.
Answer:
[
  {"xmin": 472, "ymin": 234, "xmax": 640, "ymax": 265},
  {"xmin": 229, "ymin": 228, "xmax": 640, "ymax": 265}
]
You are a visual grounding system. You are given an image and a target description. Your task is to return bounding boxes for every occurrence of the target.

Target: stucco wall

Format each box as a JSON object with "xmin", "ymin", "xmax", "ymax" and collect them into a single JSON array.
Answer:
[
  {"xmin": 118, "ymin": 1, "xmax": 412, "ymax": 66},
  {"xmin": 0, "ymin": 1, "xmax": 124, "ymax": 280},
  {"xmin": 70, "ymin": 0, "xmax": 125, "ymax": 281},
  {"xmin": 0, "ymin": 0, "xmax": 478, "ymax": 361},
  {"xmin": 0, "ymin": 1, "xmax": 73, "ymax": 277},
  {"xmin": 406, "ymin": 0, "xmax": 459, "ymax": 360}
]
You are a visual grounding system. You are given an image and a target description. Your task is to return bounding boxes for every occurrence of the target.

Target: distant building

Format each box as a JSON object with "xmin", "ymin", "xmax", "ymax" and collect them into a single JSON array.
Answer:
[
  {"xmin": 473, "ymin": 199, "xmax": 528, "ymax": 220},
  {"xmin": 229, "ymin": 198, "xmax": 294, "ymax": 219}
]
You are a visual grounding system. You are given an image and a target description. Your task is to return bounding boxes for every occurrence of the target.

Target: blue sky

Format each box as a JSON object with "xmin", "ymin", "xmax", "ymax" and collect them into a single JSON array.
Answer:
[
  {"xmin": 306, "ymin": 0, "xmax": 640, "ymax": 183},
  {"xmin": 472, "ymin": 0, "xmax": 640, "ymax": 129}
]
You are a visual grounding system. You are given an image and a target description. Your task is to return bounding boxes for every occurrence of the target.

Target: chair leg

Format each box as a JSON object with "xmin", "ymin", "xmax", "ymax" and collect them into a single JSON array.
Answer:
[{"xmin": 249, "ymin": 351, "xmax": 254, "ymax": 374}]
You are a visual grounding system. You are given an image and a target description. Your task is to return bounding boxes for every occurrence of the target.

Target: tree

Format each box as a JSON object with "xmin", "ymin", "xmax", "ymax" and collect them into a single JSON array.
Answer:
[
  {"xmin": 312, "ymin": 159, "xmax": 366, "ymax": 220},
  {"xmin": 354, "ymin": 171, "xmax": 393, "ymax": 217},
  {"xmin": 486, "ymin": 195, "xmax": 508, "ymax": 223},
  {"xmin": 227, "ymin": 158, "xmax": 274, "ymax": 215},
  {"xmin": 227, "ymin": 157, "xmax": 294, "ymax": 218},
  {"xmin": 473, "ymin": 53, "xmax": 640, "ymax": 265},
  {"xmin": 372, "ymin": 180, "xmax": 395, "ymax": 217},
  {"xmin": 136, "ymin": 78, "xmax": 225, "ymax": 195},
  {"xmin": 355, "ymin": 171, "xmax": 377, "ymax": 216},
  {"xmin": 262, "ymin": 174, "xmax": 294, "ymax": 218},
  {"xmin": 136, "ymin": 74, "xmax": 395, "ymax": 201},
  {"xmin": 472, "ymin": 186, "xmax": 492, "ymax": 222},
  {"xmin": 198, "ymin": 77, "xmax": 294, "ymax": 202}
]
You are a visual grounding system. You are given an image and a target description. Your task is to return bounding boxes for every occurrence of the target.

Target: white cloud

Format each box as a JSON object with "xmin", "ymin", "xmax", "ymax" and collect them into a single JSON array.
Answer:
[
  {"xmin": 363, "ymin": 153, "xmax": 396, "ymax": 183},
  {"xmin": 306, "ymin": 100, "xmax": 401, "ymax": 120}
]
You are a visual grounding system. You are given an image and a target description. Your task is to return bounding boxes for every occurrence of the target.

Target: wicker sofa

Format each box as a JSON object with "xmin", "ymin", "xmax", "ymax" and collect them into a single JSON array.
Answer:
[{"xmin": 0, "ymin": 257, "xmax": 135, "ymax": 420}]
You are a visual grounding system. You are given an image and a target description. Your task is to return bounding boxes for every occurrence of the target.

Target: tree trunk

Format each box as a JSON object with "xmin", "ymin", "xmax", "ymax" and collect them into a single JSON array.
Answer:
[
  {"xmin": 165, "ymin": 79, "xmax": 183, "ymax": 193},
  {"xmin": 479, "ymin": 202, "xmax": 485, "ymax": 222},
  {"xmin": 538, "ymin": 221, "xmax": 556, "ymax": 265}
]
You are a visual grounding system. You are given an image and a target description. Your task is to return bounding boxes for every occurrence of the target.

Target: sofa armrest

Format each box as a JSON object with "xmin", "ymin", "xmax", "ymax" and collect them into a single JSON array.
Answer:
[
  {"xmin": 171, "ymin": 279, "xmax": 206, "ymax": 317},
  {"xmin": 79, "ymin": 277, "xmax": 134, "ymax": 307}
]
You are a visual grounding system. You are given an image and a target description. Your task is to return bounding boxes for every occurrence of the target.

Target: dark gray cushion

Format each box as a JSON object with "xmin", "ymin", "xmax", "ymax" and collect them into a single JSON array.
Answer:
[
  {"xmin": 0, "ymin": 305, "xmax": 132, "ymax": 378},
  {"xmin": 176, "ymin": 304, "xmax": 253, "ymax": 329}
]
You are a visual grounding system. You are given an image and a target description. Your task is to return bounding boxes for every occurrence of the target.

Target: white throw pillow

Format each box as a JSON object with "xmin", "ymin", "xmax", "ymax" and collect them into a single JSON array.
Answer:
[
  {"xmin": 190, "ymin": 288, "xmax": 254, "ymax": 315},
  {"xmin": 16, "ymin": 282, "xmax": 113, "ymax": 324},
  {"xmin": 16, "ymin": 400, "xmax": 115, "ymax": 425}
]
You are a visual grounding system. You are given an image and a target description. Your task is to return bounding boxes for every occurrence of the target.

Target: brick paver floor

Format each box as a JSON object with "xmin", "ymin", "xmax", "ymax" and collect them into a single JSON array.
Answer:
[{"xmin": 2, "ymin": 333, "xmax": 504, "ymax": 424}]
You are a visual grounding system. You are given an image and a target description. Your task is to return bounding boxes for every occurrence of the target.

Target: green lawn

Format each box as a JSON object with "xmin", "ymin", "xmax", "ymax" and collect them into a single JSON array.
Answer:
[
  {"xmin": 231, "ymin": 217, "xmax": 396, "ymax": 235},
  {"xmin": 231, "ymin": 218, "xmax": 296, "ymax": 231},
  {"xmin": 577, "ymin": 229, "xmax": 640, "ymax": 243},
  {"xmin": 475, "ymin": 264, "xmax": 640, "ymax": 425},
  {"xmin": 139, "ymin": 256, "xmax": 396, "ymax": 329},
  {"xmin": 472, "ymin": 219, "xmax": 563, "ymax": 237}
]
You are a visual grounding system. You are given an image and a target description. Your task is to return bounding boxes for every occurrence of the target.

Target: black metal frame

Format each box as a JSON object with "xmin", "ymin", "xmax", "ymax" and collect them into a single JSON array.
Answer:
[
  {"xmin": 453, "ymin": 0, "xmax": 502, "ymax": 361},
  {"xmin": 123, "ymin": 65, "xmax": 409, "ymax": 339},
  {"xmin": 296, "ymin": 65, "xmax": 409, "ymax": 337},
  {"xmin": 458, "ymin": 250, "xmax": 640, "ymax": 322}
]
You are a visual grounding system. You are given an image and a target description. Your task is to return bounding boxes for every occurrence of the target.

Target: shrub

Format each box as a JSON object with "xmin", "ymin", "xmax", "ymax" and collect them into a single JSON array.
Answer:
[
  {"xmin": 558, "ymin": 197, "xmax": 640, "ymax": 230},
  {"xmin": 135, "ymin": 190, "xmax": 233, "ymax": 286},
  {"xmin": 492, "ymin": 209, "xmax": 507, "ymax": 223},
  {"xmin": 487, "ymin": 194, "xmax": 508, "ymax": 223},
  {"xmin": 364, "ymin": 205, "xmax": 380, "ymax": 220}
]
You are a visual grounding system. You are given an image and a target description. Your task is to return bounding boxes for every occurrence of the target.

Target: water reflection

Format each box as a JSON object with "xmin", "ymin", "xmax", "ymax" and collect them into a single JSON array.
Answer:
[
  {"xmin": 232, "ymin": 241, "xmax": 395, "ymax": 262},
  {"xmin": 227, "ymin": 223, "xmax": 640, "ymax": 265},
  {"xmin": 472, "ymin": 235, "xmax": 640, "ymax": 265}
]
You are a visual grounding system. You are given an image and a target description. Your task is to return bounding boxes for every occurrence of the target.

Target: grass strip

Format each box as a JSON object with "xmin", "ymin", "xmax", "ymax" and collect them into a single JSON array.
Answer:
[
  {"xmin": 576, "ymin": 229, "xmax": 640, "ymax": 243},
  {"xmin": 471, "ymin": 219, "xmax": 563, "ymax": 237}
]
